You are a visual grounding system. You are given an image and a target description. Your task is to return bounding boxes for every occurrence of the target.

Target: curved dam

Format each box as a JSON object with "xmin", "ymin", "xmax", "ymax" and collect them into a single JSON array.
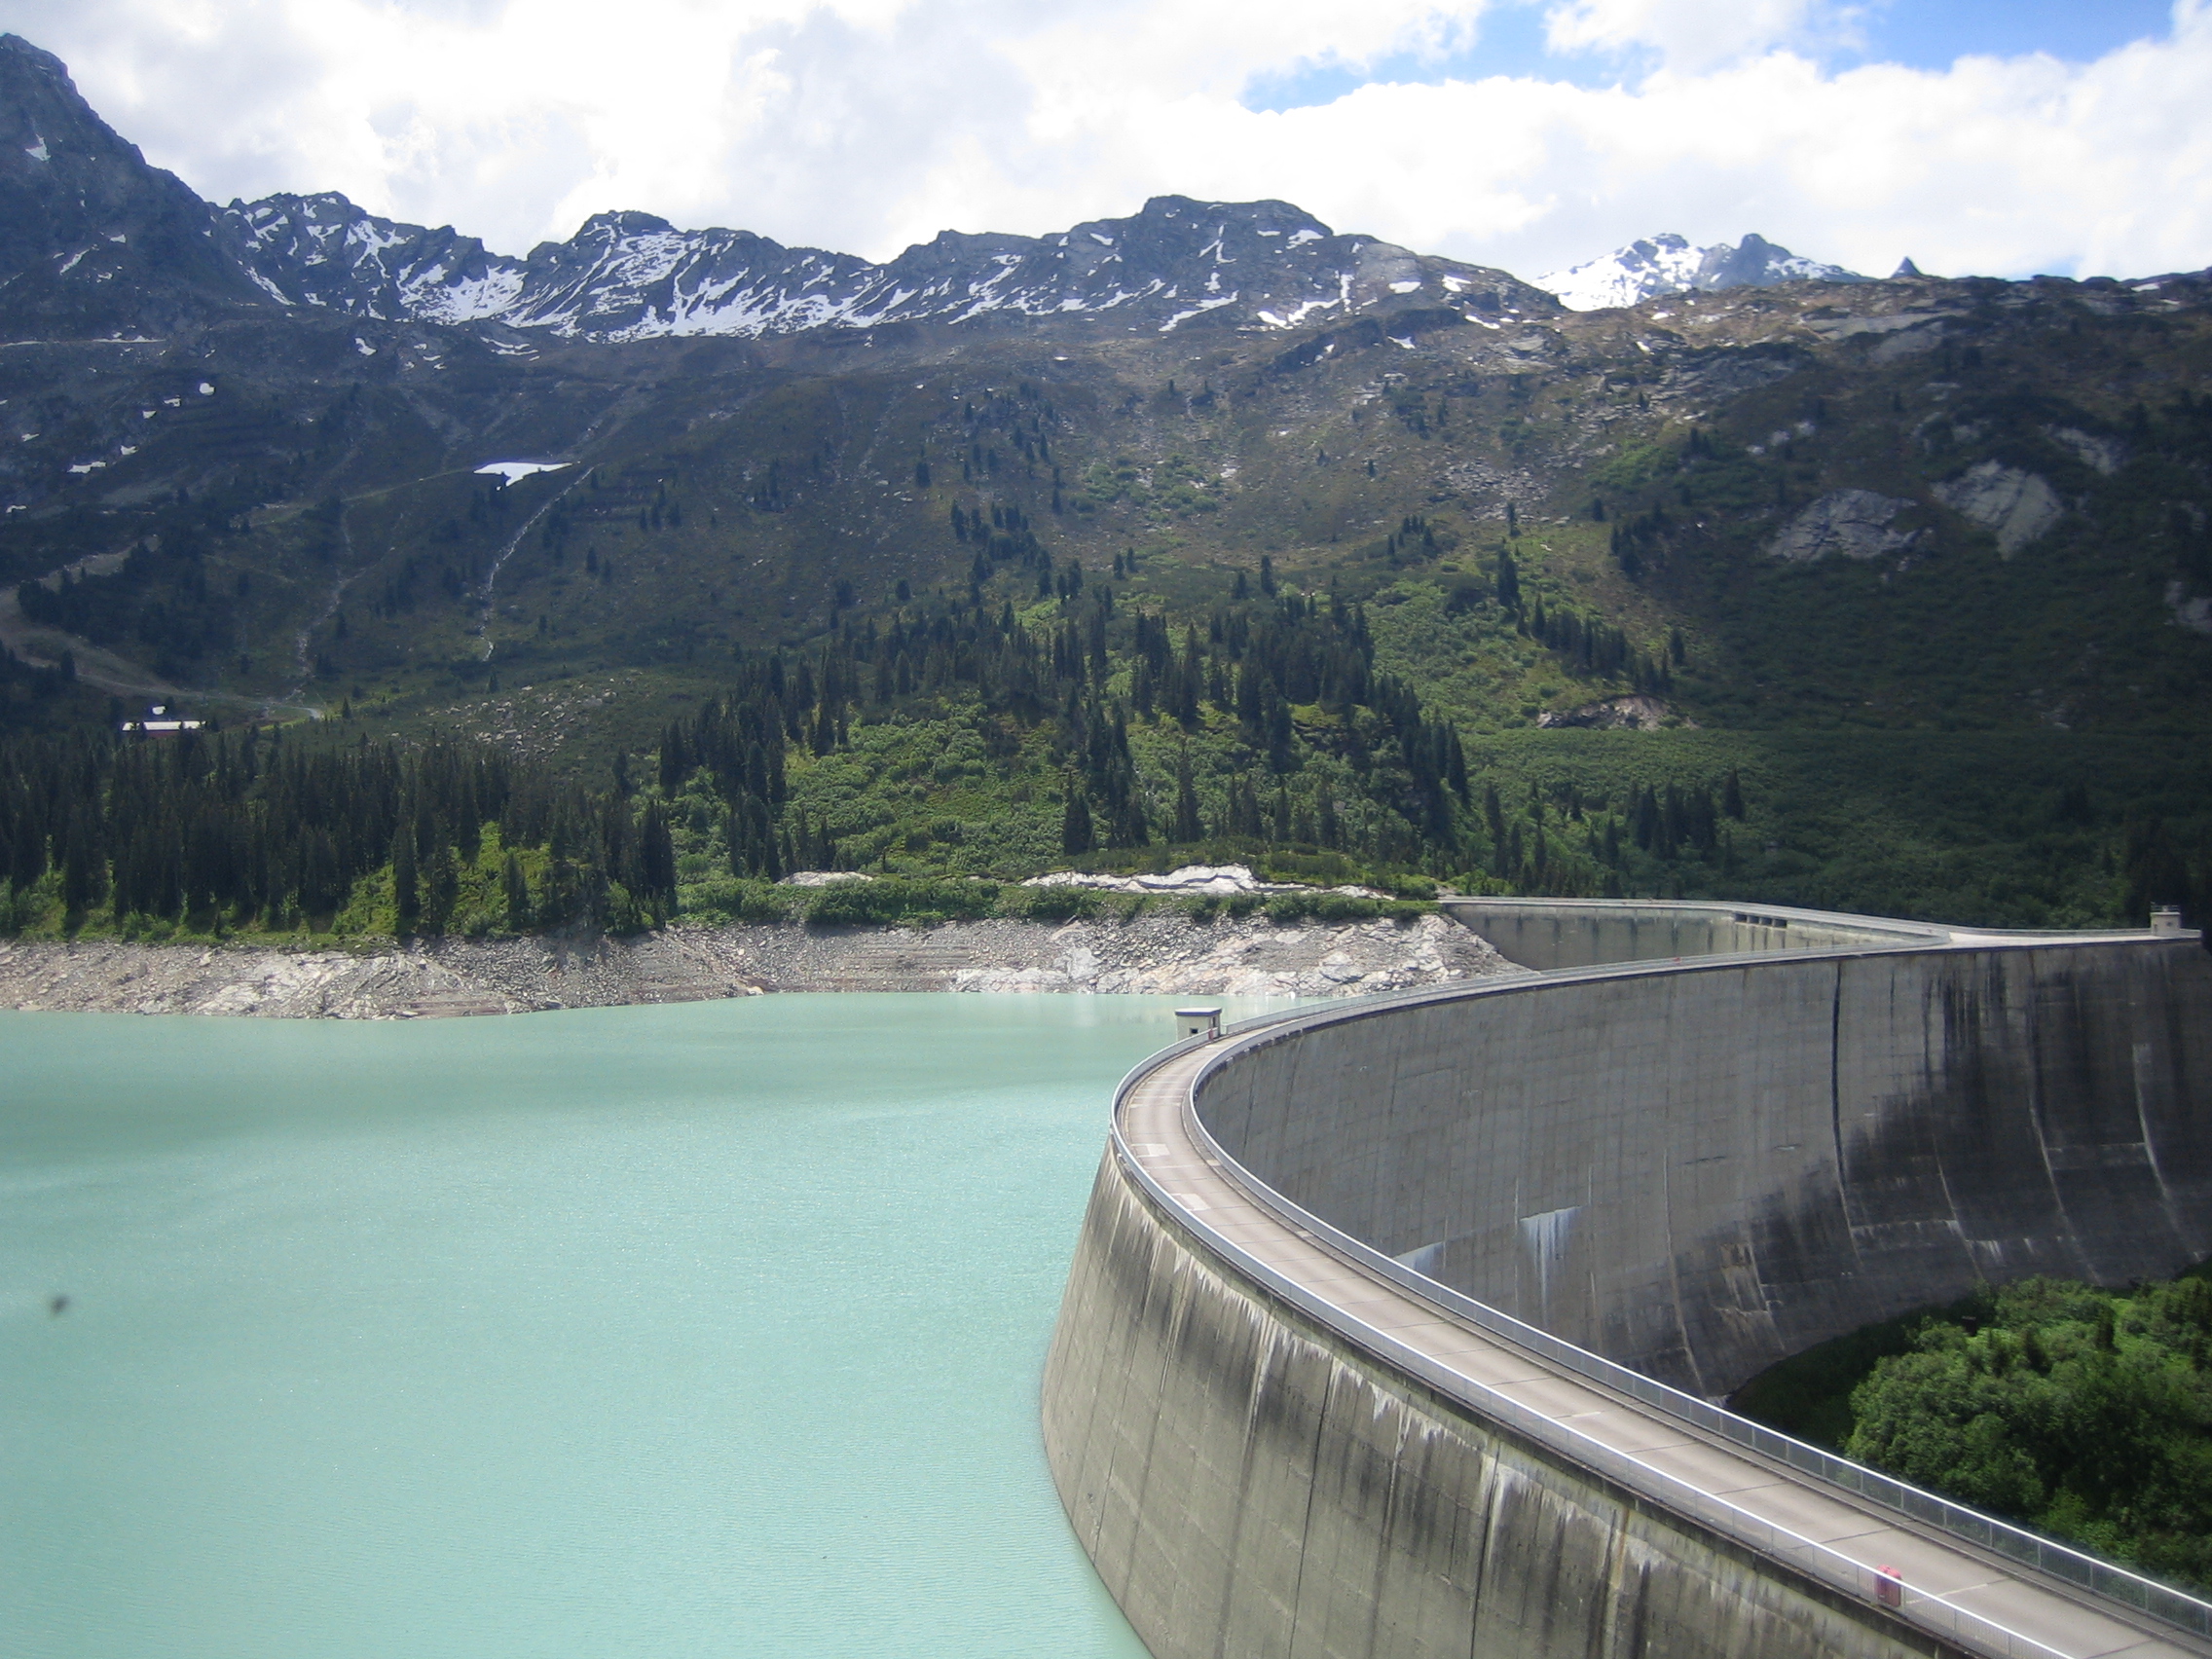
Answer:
[{"xmin": 1041, "ymin": 901, "xmax": 2212, "ymax": 1659}]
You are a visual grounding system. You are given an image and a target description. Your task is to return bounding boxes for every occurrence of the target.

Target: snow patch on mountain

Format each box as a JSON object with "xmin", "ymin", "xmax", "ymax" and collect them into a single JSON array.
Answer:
[{"xmin": 1537, "ymin": 232, "xmax": 1866, "ymax": 312}]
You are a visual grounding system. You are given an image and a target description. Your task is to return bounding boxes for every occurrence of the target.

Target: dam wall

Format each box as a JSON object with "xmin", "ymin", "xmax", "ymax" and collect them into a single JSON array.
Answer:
[
  {"xmin": 1194, "ymin": 938, "xmax": 2212, "ymax": 1397},
  {"xmin": 1043, "ymin": 912, "xmax": 2212, "ymax": 1659},
  {"xmin": 1043, "ymin": 1156, "xmax": 1958, "ymax": 1659}
]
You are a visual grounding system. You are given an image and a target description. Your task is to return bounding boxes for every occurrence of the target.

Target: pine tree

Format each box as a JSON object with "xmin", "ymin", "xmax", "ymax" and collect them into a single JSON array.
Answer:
[
  {"xmin": 1495, "ymin": 547, "xmax": 1522, "ymax": 612},
  {"xmin": 502, "ymin": 849, "xmax": 530, "ymax": 929},
  {"xmin": 393, "ymin": 832, "xmax": 421, "ymax": 932},
  {"xmin": 638, "ymin": 802, "xmax": 677, "ymax": 919},
  {"xmin": 425, "ymin": 841, "xmax": 459, "ymax": 933},
  {"xmin": 1061, "ymin": 781, "xmax": 1094, "ymax": 856},
  {"xmin": 1173, "ymin": 751, "xmax": 1202, "ymax": 844}
]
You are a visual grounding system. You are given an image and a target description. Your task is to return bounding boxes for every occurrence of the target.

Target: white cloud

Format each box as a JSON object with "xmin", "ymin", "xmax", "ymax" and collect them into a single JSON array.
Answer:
[
  {"xmin": 2, "ymin": 0, "xmax": 2208, "ymax": 283},
  {"xmin": 1540, "ymin": 0, "xmax": 1839, "ymax": 69}
]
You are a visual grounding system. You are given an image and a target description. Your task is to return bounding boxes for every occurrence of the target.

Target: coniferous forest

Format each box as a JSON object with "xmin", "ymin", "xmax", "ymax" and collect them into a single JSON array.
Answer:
[{"xmin": 5, "ymin": 549, "xmax": 2207, "ymax": 942}]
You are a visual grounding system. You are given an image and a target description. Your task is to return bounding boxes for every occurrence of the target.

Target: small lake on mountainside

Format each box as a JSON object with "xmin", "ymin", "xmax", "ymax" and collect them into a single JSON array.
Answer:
[{"xmin": 2, "ymin": 994, "xmax": 1286, "ymax": 1659}]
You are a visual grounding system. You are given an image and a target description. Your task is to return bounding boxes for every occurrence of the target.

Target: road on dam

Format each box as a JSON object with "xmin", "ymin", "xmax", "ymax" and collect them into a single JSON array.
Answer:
[{"xmin": 1094, "ymin": 1001, "xmax": 2207, "ymax": 1659}]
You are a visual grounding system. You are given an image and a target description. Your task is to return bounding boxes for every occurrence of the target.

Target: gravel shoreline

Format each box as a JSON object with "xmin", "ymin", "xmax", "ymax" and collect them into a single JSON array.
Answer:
[{"xmin": 0, "ymin": 911, "xmax": 1526, "ymax": 1019}]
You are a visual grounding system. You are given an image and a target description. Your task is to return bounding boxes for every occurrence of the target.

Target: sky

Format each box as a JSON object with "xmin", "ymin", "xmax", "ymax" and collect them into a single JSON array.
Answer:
[{"xmin": 0, "ymin": 0, "xmax": 2205, "ymax": 284}]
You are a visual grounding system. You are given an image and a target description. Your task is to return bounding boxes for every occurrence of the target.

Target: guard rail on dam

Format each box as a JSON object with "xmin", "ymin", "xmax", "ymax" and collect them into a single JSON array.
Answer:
[{"xmin": 1041, "ymin": 901, "xmax": 2212, "ymax": 1659}]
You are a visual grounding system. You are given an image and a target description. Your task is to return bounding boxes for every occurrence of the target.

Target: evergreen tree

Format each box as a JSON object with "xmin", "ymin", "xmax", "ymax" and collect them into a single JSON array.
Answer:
[
  {"xmin": 502, "ymin": 849, "xmax": 529, "ymax": 930},
  {"xmin": 392, "ymin": 831, "xmax": 420, "ymax": 932},
  {"xmin": 1061, "ymin": 780, "xmax": 1094, "ymax": 855},
  {"xmin": 1173, "ymin": 751, "xmax": 1202, "ymax": 844},
  {"xmin": 1495, "ymin": 547, "xmax": 1522, "ymax": 612},
  {"xmin": 424, "ymin": 842, "xmax": 459, "ymax": 933}
]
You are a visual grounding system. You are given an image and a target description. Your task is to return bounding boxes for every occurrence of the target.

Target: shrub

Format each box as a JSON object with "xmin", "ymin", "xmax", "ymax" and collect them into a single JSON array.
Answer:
[
  {"xmin": 804, "ymin": 878, "xmax": 999, "ymax": 927},
  {"xmin": 683, "ymin": 877, "xmax": 795, "ymax": 925},
  {"xmin": 1265, "ymin": 891, "xmax": 1436, "ymax": 924},
  {"xmin": 1742, "ymin": 1270, "xmax": 2212, "ymax": 1592},
  {"xmin": 1003, "ymin": 884, "xmax": 1104, "ymax": 921},
  {"xmin": 1375, "ymin": 873, "xmax": 1439, "ymax": 900}
]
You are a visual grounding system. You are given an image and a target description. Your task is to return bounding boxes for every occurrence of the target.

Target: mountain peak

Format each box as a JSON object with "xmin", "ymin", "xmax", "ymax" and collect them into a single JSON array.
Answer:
[
  {"xmin": 569, "ymin": 209, "xmax": 680, "ymax": 243},
  {"xmin": 1536, "ymin": 232, "xmax": 1867, "ymax": 312}
]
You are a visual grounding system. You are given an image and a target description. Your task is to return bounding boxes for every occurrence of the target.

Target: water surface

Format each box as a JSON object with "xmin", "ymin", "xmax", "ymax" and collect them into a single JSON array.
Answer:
[{"xmin": 1, "ymin": 994, "xmax": 1262, "ymax": 1659}]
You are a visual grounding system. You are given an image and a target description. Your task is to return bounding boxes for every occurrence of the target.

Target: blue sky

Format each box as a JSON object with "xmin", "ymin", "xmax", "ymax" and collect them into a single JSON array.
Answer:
[{"xmin": 1245, "ymin": 0, "xmax": 2182, "ymax": 111}]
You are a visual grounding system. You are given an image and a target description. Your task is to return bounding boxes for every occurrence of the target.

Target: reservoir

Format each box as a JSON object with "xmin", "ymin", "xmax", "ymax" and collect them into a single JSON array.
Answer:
[{"xmin": 1, "ymin": 994, "xmax": 1270, "ymax": 1659}]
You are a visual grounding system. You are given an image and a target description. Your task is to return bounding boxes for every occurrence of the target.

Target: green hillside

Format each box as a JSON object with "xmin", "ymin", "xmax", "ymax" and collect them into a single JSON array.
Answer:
[{"xmin": 5, "ymin": 269, "xmax": 2212, "ymax": 939}]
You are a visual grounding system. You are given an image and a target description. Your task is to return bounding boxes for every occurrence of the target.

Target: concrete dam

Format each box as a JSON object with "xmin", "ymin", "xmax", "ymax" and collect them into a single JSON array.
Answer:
[{"xmin": 1040, "ymin": 900, "xmax": 2212, "ymax": 1659}]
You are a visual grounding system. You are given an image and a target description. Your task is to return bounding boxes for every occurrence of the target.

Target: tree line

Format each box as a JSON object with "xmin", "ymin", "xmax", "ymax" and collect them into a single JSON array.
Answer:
[{"xmin": 0, "ymin": 726, "xmax": 676, "ymax": 936}]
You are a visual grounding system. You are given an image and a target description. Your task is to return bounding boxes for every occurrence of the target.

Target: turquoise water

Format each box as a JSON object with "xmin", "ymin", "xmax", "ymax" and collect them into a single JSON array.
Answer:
[{"xmin": 0, "ymin": 995, "xmax": 1268, "ymax": 1659}]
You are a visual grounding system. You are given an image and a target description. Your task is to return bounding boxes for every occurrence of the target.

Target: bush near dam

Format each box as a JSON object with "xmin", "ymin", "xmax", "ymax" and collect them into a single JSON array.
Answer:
[{"xmin": 1734, "ymin": 1266, "xmax": 2212, "ymax": 1595}]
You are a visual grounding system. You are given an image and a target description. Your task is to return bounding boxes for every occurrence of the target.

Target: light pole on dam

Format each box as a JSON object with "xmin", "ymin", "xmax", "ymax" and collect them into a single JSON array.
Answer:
[{"xmin": 1041, "ymin": 900, "xmax": 2212, "ymax": 1659}]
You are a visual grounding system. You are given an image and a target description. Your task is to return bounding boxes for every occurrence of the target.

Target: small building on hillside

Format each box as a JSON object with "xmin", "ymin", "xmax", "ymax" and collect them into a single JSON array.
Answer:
[{"xmin": 119, "ymin": 703, "xmax": 204, "ymax": 734}]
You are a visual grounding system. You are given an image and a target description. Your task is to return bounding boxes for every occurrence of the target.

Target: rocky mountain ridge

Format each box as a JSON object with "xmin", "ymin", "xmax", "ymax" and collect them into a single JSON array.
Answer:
[
  {"xmin": 0, "ymin": 33, "xmax": 1552, "ymax": 346},
  {"xmin": 0, "ymin": 35, "xmax": 263, "ymax": 337},
  {"xmin": 218, "ymin": 190, "xmax": 1555, "ymax": 342},
  {"xmin": 0, "ymin": 29, "xmax": 1908, "ymax": 352}
]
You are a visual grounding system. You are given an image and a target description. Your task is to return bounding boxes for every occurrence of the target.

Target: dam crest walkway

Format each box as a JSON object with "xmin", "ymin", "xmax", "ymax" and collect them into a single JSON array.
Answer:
[{"xmin": 1106, "ymin": 937, "xmax": 2211, "ymax": 1659}]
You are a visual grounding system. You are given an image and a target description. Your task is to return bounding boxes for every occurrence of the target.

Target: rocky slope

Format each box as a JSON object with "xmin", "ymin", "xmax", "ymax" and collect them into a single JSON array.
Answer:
[
  {"xmin": 0, "ymin": 36, "xmax": 262, "ymax": 337},
  {"xmin": 0, "ymin": 911, "xmax": 1524, "ymax": 1017}
]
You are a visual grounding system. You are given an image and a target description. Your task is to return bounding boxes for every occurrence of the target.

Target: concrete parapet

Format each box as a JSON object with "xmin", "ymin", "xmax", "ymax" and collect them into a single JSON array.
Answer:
[{"xmin": 1195, "ymin": 938, "xmax": 2212, "ymax": 1396}]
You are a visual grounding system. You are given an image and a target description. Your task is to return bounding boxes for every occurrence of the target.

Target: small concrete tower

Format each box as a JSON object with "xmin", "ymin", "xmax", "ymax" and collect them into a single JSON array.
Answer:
[
  {"xmin": 2151, "ymin": 906, "xmax": 2184, "ymax": 936},
  {"xmin": 1175, "ymin": 1007, "xmax": 1223, "ymax": 1042}
]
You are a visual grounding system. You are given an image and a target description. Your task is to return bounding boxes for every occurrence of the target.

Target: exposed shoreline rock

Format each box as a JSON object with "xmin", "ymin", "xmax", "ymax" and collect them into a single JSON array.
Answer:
[{"xmin": 0, "ymin": 911, "xmax": 1526, "ymax": 1019}]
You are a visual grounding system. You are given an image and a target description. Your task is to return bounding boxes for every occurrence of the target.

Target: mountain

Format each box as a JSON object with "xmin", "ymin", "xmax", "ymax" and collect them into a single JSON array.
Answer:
[
  {"xmin": 0, "ymin": 32, "xmax": 1550, "ymax": 346},
  {"xmin": 0, "ymin": 31, "xmax": 2206, "ymax": 937},
  {"xmin": 1536, "ymin": 232, "xmax": 1867, "ymax": 312},
  {"xmin": 0, "ymin": 28, "xmax": 2206, "ymax": 751},
  {"xmin": 220, "ymin": 194, "xmax": 1552, "ymax": 342}
]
